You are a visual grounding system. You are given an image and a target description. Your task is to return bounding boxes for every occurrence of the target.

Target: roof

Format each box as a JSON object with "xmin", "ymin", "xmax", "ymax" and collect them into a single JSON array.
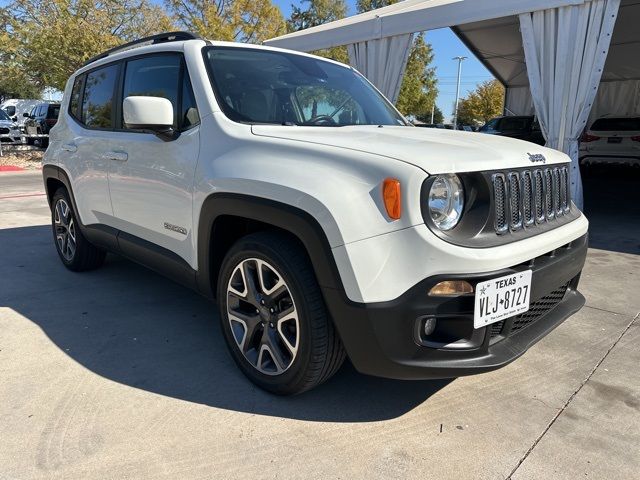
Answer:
[{"xmin": 264, "ymin": 0, "xmax": 588, "ymax": 52}]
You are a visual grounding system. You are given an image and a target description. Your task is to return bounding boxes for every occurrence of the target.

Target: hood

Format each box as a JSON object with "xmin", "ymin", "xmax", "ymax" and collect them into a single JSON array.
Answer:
[
  {"xmin": 0, "ymin": 120, "xmax": 16, "ymax": 129},
  {"xmin": 251, "ymin": 125, "xmax": 567, "ymax": 174}
]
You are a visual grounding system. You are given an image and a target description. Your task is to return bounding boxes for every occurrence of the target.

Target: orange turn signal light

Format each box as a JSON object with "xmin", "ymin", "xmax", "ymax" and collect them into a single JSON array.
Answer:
[
  {"xmin": 428, "ymin": 280, "xmax": 474, "ymax": 297},
  {"xmin": 382, "ymin": 178, "xmax": 401, "ymax": 220}
]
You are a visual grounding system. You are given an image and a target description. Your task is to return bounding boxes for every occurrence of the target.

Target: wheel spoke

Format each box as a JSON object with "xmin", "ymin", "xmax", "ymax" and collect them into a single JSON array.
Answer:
[{"xmin": 226, "ymin": 257, "xmax": 299, "ymax": 376}]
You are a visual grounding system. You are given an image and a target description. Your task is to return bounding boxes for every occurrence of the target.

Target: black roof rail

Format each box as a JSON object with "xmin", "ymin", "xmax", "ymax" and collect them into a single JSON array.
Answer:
[{"xmin": 81, "ymin": 31, "xmax": 204, "ymax": 68}]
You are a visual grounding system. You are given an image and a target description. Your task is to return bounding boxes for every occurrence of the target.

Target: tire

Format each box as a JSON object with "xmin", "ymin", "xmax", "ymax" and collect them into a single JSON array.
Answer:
[
  {"xmin": 217, "ymin": 231, "xmax": 345, "ymax": 395},
  {"xmin": 51, "ymin": 188, "xmax": 106, "ymax": 271},
  {"xmin": 26, "ymin": 137, "xmax": 35, "ymax": 146}
]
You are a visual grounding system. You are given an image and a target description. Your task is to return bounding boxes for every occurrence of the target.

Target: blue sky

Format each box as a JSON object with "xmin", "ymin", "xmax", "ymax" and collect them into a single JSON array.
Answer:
[{"xmin": 272, "ymin": 0, "xmax": 494, "ymax": 122}]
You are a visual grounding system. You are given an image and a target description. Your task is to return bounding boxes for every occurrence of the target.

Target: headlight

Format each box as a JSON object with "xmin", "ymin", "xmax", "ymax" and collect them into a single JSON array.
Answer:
[{"xmin": 428, "ymin": 174, "xmax": 464, "ymax": 231}]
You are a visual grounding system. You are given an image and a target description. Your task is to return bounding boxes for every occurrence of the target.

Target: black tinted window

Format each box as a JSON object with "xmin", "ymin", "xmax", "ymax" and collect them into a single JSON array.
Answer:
[
  {"xmin": 499, "ymin": 117, "xmax": 532, "ymax": 131},
  {"xmin": 123, "ymin": 55, "xmax": 181, "ymax": 129},
  {"xmin": 70, "ymin": 75, "xmax": 84, "ymax": 120},
  {"xmin": 5, "ymin": 106, "xmax": 15, "ymax": 116},
  {"xmin": 591, "ymin": 117, "xmax": 640, "ymax": 131},
  {"xmin": 181, "ymin": 74, "xmax": 199, "ymax": 129},
  {"xmin": 82, "ymin": 64, "xmax": 118, "ymax": 128}
]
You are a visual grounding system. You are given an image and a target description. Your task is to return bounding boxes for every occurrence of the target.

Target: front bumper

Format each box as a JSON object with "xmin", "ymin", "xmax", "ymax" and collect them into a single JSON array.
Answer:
[{"xmin": 324, "ymin": 234, "xmax": 588, "ymax": 380}]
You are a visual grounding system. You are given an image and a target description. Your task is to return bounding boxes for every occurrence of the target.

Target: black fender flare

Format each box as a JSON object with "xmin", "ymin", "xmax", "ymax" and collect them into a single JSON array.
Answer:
[{"xmin": 195, "ymin": 193, "xmax": 347, "ymax": 301}]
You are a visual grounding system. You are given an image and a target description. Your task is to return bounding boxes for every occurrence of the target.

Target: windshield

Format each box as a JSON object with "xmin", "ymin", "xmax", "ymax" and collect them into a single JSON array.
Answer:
[
  {"xmin": 204, "ymin": 47, "xmax": 407, "ymax": 127},
  {"xmin": 0, "ymin": 109, "xmax": 11, "ymax": 121}
]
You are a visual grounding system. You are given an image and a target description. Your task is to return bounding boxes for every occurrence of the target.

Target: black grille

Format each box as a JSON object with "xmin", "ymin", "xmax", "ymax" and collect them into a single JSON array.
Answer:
[
  {"xmin": 489, "ymin": 282, "xmax": 570, "ymax": 340},
  {"xmin": 493, "ymin": 166, "xmax": 570, "ymax": 235},
  {"xmin": 0, "ymin": 127, "xmax": 9, "ymax": 135},
  {"xmin": 512, "ymin": 282, "xmax": 569, "ymax": 333}
]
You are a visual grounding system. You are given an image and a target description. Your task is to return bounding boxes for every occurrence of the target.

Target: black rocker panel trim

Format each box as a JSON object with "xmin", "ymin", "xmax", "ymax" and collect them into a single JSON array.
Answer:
[{"xmin": 42, "ymin": 165, "xmax": 197, "ymax": 290}]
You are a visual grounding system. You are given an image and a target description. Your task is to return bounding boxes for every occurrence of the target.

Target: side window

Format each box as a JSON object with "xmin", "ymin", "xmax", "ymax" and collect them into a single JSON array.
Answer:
[
  {"xmin": 122, "ymin": 55, "xmax": 181, "ymax": 129},
  {"xmin": 181, "ymin": 73, "xmax": 200, "ymax": 130},
  {"xmin": 82, "ymin": 64, "xmax": 118, "ymax": 129},
  {"xmin": 49, "ymin": 105, "xmax": 60, "ymax": 119},
  {"xmin": 36, "ymin": 105, "xmax": 45, "ymax": 117},
  {"xmin": 69, "ymin": 75, "xmax": 84, "ymax": 121}
]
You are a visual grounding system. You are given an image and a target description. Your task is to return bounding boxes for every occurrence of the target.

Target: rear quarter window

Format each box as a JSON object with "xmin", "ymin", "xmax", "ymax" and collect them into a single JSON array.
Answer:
[{"xmin": 82, "ymin": 64, "xmax": 119, "ymax": 129}]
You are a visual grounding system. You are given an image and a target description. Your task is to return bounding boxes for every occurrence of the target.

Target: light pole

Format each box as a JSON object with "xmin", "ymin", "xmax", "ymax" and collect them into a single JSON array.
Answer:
[{"xmin": 452, "ymin": 56, "xmax": 467, "ymax": 130}]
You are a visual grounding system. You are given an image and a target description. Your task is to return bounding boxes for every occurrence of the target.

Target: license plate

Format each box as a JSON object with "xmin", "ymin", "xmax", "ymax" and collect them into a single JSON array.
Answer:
[
  {"xmin": 474, "ymin": 270, "xmax": 532, "ymax": 329},
  {"xmin": 607, "ymin": 137, "xmax": 622, "ymax": 144},
  {"xmin": 26, "ymin": 127, "xmax": 37, "ymax": 135}
]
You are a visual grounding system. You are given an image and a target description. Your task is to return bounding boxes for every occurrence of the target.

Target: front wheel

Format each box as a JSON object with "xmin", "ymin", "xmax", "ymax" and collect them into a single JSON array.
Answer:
[{"xmin": 217, "ymin": 232, "xmax": 345, "ymax": 395}]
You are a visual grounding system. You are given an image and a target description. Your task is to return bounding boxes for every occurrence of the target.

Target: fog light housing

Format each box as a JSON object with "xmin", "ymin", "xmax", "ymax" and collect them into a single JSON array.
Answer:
[
  {"xmin": 421, "ymin": 315, "xmax": 437, "ymax": 336},
  {"xmin": 428, "ymin": 280, "xmax": 474, "ymax": 297}
]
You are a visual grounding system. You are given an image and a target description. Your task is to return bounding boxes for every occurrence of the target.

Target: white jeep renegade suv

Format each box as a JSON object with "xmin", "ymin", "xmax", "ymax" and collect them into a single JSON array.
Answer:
[{"xmin": 43, "ymin": 32, "xmax": 589, "ymax": 395}]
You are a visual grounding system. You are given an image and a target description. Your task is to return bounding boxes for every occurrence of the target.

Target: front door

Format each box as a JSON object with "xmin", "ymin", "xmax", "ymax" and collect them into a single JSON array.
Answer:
[{"xmin": 107, "ymin": 53, "xmax": 201, "ymax": 266}]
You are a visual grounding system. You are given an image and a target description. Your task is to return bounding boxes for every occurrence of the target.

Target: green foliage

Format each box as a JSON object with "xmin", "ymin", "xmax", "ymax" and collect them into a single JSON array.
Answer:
[
  {"xmin": 394, "ymin": 33, "xmax": 437, "ymax": 118},
  {"xmin": 165, "ymin": 0, "xmax": 286, "ymax": 43},
  {"xmin": 287, "ymin": 0, "xmax": 349, "ymax": 64},
  {"xmin": 3, "ymin": 0, "xmax": 174, "ymax": 92},
  {"xmin": 416, "ymin": 104, "xmax": 444, "ymax": 124},
  {"xmin": 288, "ymin": 0, "xmax": 346, "ymax": 31},
  {"xmin": 356, "ymin": 0, "xmax": 398, "ymax": 11},
  {"xmin": 456, "ymin": 79, "xmax": 505, "ymax": 126}
]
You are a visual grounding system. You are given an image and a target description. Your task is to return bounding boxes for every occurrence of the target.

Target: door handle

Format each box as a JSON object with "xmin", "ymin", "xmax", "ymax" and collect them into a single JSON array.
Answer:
[
  {"xmin": 103, "ymin": 151, "xmax": 128, "ymax": 162},
  {"xmin": 61, "ymin": 143, "xmax": 77, "ymax": 152}
]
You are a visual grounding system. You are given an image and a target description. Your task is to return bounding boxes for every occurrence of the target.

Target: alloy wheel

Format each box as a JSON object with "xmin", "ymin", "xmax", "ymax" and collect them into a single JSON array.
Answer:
[
  {"xmin": 226, "ymin": 258, "xmax": 299, "ymax": 376},
  {"xmin": 54, "ymin": 199, "xmax": 76, "ymax": 261}
]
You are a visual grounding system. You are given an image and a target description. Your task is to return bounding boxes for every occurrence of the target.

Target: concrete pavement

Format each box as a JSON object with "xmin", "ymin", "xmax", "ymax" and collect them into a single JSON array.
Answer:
[{"xmin": 0, "ymin": 171, "xmax": 638, "ymax": 479}]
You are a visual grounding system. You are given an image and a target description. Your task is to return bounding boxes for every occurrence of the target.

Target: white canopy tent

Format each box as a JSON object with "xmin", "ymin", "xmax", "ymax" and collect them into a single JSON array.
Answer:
[{"xmin": 265, "ymin": 0, "xmax": 636, "ymax": 209}]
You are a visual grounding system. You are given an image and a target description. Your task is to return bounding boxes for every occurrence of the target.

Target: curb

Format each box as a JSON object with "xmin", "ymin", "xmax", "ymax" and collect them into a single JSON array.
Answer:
[{"xmin": 0, "ymin": 165, "xmax": 25, "ymax": 172}]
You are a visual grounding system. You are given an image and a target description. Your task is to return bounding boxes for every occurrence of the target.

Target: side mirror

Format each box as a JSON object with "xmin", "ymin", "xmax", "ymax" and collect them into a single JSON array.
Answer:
[
  {"xmin": 123, "ymin": 96, "xmax": 176, "ymax": 141},
  {"xmin": 23, "ymin": 112, "xmax": 30, "ymax": 118}
]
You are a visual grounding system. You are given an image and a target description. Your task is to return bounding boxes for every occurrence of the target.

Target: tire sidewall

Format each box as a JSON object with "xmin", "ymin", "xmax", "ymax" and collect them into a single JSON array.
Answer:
[
  {"xmin": 217, "ymin": 239, "xmax": 317, "ymax": 394},
  {"xmin": 51, "ymin": 189, "xmax": 80, "ymax": 269}
]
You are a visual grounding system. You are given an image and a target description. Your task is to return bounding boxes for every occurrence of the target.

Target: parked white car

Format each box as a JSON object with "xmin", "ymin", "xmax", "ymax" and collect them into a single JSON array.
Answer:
[
  {"xmin": 43, "ymin": 32, "xmax": 588, "ymax": 394},
  {"xmin": 579, "ymin": 116, "xmax": 640, "ymax": 167},
  {"xmin": 1, "ymin": 98, "xmax": 41, "ymax": 127},
  {"xmin": 0, "ymin": 108, "xmax": 22, "ymax": 144}
]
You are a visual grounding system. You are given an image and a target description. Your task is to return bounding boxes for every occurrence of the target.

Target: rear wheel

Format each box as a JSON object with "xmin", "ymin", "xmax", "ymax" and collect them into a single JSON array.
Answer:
[
  {"xmin": 217, "ymin": 231, "xmax": 345, "ymax": 395},
  {"xmin": 51, "ymin": 188, "xmax": 106, "ymax": 271}
]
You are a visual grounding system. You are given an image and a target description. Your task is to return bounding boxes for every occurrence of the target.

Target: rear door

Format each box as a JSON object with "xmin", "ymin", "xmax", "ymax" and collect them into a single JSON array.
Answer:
[{"xmin": 107, "ymin": 53, "xmax": 200, "ymax": 266}]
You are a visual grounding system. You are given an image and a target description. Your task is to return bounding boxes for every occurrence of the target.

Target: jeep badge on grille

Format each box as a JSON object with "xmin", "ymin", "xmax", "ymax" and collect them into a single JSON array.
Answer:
[{"xmin": 527, "ymin": 152, "xmax": 546, "ymax": 163}]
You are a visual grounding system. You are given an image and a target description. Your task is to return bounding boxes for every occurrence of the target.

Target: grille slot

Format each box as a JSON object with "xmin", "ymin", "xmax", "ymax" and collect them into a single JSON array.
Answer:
[
  {"xmin": 493, "ymin": 166, "xmax": 570, "ymax": 235},
  {"xmin": 0, "ymin": 127, "xmax": 9, "ymax": 135},
  {"xmin": 493, "ymin": 174, "xmax": 508, "ymax": 234},
  {"xmin": 508, "ymin": 172, "xmax": 522, "ymax": 230},
  {"xmin": 522, "ymin": 171, "xmax": 534, "ymax": 226}
]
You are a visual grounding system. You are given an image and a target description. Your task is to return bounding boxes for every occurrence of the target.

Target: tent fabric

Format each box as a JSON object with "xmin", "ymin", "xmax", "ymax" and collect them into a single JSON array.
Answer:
[
  {"xmin": 505, "ymin": 86, "xmax": 535, "ymax": 115},
  {"xmin": 347, "ymin": 34, "xmax": 413, "ymax": 104},
  {"xmin": 265, "ymin": 0, "xmax": 588, "ymax": 52},
  {"xmin": 519, "ymin": 0, "xmax": 620, "ymax": 209},
  {"xmin": 589, "ymin": 80, "xmax": 640, "ymax": 125}
]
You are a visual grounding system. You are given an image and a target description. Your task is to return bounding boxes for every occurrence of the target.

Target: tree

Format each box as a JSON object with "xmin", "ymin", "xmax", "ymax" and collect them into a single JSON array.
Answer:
[
  {"xmin": 416, "ymin": 104, "xmax": 444, "ymax": 124},
  {"xmin": 394, "ymin": 33, "xmax": 437, "ymax": 118},
  {"xmin": 165, "ymin": 0, "xmax": 286, "ymax": 44},
  {"xmin": 456, "ymin": 79, "xmax": 505, "ymax": 126},
  {"xmin": 355, "ymin": 0, "xmax": 438, "ymax": 116},
  {"xmin": 287, "ymin": 0, "xmax": 348, "ymax": 64},
  {"xmin": 3, "ymin": 0, "xmax": 174, "ymax": 92}
]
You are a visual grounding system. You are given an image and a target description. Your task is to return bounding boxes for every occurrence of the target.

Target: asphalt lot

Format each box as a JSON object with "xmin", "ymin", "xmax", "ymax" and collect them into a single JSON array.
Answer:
[{"xmin": 1, "ymin": 170, "xmax": 638, "ymax": 479}]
